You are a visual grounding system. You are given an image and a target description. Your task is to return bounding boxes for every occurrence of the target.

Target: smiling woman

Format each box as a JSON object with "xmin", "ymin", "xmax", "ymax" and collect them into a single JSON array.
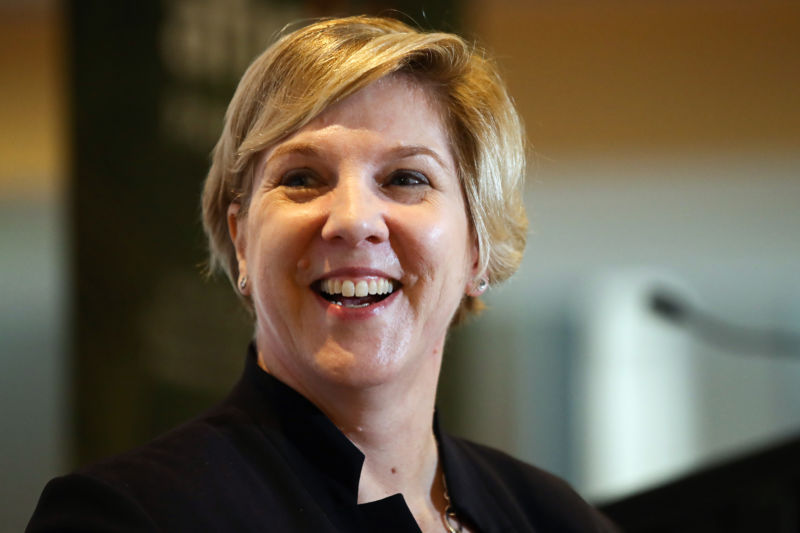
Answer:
[{"xmin": 27, "ymin": 15, "xmax": 616, "ymax": 533}]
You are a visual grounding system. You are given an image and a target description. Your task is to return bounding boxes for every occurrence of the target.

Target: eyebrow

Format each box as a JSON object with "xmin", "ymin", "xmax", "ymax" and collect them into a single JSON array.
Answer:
[
  {"xmin": 385, "ymin": 145, "xmax": 450, "ymax": 171},
  {"xmin": 265, "ymin": 142, "xmax": 323, "ymax": 165},
  {"xmin": 265, "ymin": 142, "xmax": 451, "ymax": 171}
]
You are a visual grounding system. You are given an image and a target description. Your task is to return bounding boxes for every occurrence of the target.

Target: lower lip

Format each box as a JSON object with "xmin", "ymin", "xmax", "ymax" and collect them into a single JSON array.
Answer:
[{"xmin": 313, "ymin": 289, "xmax": 399, "ymax": 320}]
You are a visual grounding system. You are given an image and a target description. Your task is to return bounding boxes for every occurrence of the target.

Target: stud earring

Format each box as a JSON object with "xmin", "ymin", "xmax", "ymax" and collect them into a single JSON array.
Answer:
[
  {"xmin": 468, "ymin": 277, "xmax": 488, "ymax": 297},
  {"xmin": 239, "ymin": 275, "xmax": 248, "ymax": 292}
]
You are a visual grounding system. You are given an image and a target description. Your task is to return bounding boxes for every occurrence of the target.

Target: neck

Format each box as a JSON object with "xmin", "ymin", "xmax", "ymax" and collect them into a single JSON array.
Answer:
[{"xmin": 335, "ymin": 384, "xmax": 439, "ymax": 504}]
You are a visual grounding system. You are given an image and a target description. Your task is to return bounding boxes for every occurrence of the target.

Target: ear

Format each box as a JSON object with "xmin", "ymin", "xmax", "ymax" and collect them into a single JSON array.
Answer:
[
  {"xmin": 227, "ymin": 202, "xmax": 249, "ymax": 293},
  {"xmin": 465, "ymin": 234, "xmax": 487, "ymax": 297}
]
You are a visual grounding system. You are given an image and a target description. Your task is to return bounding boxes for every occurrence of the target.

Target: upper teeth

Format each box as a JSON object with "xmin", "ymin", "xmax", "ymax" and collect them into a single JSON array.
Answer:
[{"xmin": 320, "ymin": 278, "xmax": 395, "ymax": 298}]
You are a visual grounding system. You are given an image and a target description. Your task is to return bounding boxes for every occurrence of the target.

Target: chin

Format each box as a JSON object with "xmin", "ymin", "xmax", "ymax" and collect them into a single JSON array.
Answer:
[{"xmin": 310, "ymin": 339, "xmax": 416, "ymax": 389}]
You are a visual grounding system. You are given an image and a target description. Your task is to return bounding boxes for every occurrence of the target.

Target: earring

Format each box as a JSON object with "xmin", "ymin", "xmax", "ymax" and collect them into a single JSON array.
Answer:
[
  {"xmin": 239, "ymin": 275, "xmax": 248, "ymax": 292},
  {"xmin": 468, "ymin": 277, "xmax": 488, "ymax": 297}
]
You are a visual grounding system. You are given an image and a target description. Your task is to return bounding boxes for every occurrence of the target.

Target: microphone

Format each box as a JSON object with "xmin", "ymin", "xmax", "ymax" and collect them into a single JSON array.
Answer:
[{"xmin": 648, "ymin": 288, "xmax": 800, "ymax": 357}]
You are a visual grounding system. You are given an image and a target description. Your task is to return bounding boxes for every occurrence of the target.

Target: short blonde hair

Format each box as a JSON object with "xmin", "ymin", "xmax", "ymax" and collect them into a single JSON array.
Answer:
[{"xmin": 201, "ymin": 15, "xmax": 527, "ymax": 324}]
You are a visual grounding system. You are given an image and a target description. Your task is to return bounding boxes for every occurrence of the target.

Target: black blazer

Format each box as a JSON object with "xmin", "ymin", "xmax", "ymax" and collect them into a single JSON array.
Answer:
[{"xmin": 27, "ymin": 345, "xmax": 617, "ymax": 532}]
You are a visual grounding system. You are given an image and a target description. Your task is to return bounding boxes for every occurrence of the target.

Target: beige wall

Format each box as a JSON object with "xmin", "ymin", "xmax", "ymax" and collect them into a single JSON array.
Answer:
[{"xmin": 465, "ymin": 0, "xmax": 800, "ymax": 159}]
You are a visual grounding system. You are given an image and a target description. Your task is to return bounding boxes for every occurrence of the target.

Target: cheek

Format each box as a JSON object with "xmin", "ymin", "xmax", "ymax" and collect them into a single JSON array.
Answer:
[
  {"xmin": 244, "ymin": 205, "xmax": 313, "ymax": 287},
  {"xmin": 400, "ymin": 206, "xmax": 472, "ymax": 289},
  {"xmin": 423, "ymin": 225, "xmax": 458, "ymax": 276}
]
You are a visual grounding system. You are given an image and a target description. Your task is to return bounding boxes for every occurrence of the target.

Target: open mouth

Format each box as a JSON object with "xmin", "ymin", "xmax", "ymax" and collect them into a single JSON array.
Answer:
[{"xmin": 313, "ymin": 277, "xmax": 399, "ymax": 308}]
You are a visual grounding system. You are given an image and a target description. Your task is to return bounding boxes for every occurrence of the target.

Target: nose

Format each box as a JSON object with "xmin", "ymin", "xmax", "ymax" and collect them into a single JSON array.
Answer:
[{"xmin": 320, "ymin": 175, "xmax": 389, "ymax": 246}]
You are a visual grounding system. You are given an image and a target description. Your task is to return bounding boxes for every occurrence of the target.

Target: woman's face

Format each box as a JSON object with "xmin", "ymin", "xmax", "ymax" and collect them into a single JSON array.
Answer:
[{"xmin": 229, "ymin": 75, "xmax": 478, "ymax": 395}]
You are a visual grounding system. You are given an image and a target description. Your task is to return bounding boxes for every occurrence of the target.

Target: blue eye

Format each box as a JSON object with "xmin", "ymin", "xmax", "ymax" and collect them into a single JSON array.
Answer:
[
  {"xmin": 387, "ymin": 170, "xmax": 429, "ymax": 187},
  {"xmin": 280, "ymin": 169, "xmax": 318, "ymax": 188}
]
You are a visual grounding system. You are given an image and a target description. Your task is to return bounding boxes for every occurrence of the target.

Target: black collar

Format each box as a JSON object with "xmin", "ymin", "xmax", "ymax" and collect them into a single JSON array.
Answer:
[{"xmin": 220, "ymin": 344, "xmax": 542, "ymax": 532}]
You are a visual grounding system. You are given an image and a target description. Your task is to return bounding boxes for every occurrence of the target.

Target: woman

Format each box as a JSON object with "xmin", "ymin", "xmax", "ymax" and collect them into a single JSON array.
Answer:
[{"xmin": 28, "ymin": 16, "xmax": 615, "ymax": 532}]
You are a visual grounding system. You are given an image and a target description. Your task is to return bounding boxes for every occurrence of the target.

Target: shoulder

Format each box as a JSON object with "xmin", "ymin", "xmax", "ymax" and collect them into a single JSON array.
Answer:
[
  {"xmin": 26, "ymin": 471, "xmax": 158, "ymax": 532},
  {"xmin": 77, "ymin": 404, "xmax": 256, "ymax": 492},
  {"xmin": 443, "ymin": 435, "xmax": 619, "ymax": 533},
  {"xmin": 27, "ymin": 404, "xmax": 279, "ymax": 532},
  {"xmin": 453, "ymin": 437, "xmax": 580, "ymax": 503}
]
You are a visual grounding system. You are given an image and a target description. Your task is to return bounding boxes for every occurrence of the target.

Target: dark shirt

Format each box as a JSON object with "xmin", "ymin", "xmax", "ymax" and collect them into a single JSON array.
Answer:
[{"xmin": 27, "ymin": 345, "xmax": 616, "ymax": 532}]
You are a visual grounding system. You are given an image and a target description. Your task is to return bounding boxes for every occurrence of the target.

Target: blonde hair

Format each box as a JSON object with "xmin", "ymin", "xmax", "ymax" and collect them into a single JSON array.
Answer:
[{"xmin": 201, "ymin": 15, "xmax": 527, "ymax": 324}]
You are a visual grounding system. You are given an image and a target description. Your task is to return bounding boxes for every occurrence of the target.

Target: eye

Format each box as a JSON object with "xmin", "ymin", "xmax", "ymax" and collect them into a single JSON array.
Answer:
[
  {"xmin": 386, "ymin": 170, "xmax": 430, "ymax": 187},
  {"xmin": 280, "ymin": 168, "xmax": 320, "ymax": 188}
]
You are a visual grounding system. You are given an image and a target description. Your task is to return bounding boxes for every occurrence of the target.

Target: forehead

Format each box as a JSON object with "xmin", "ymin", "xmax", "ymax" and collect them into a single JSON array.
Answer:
[
  {"xmin": 254, "ymin": 74, "xmax": 456, "ymax": 179},
  {"xmin": 311, "ymin": 74, "xmax": 444, "ymax": 127}
]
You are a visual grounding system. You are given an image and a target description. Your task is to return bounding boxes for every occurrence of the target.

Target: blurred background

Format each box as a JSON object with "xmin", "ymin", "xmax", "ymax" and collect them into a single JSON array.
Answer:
[{"xmin": 2, "ymin": 0, "xmax": 799, "ymax": 531}]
